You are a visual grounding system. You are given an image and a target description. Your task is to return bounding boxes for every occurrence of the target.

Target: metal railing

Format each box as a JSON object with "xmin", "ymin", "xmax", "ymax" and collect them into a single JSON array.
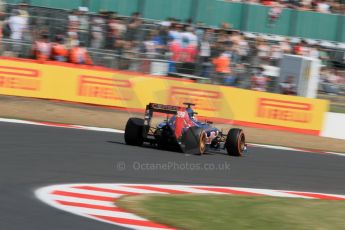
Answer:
[{"xmin": 2, "ymin": 38, "xmax": 345, "ymax": 106}]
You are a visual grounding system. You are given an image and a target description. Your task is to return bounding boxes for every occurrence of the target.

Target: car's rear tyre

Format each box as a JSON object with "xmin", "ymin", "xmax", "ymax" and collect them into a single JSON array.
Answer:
[
  {"xmin": 184, "ymin": 126, "xmax": 207, "ymax": 155},
  {"xmin": 124, "ymin": 118, "xmax": 144, "ymax": 146},
  {"xmin": 225, "ymin": 128, "xmax": 245, "ymax": 156}
]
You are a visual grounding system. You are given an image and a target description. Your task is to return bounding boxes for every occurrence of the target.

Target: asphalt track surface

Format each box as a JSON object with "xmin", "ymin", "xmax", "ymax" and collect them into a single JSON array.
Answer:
[{"xmin": 1, "ymin": 122, "xmax": 345, "ymax": 230}]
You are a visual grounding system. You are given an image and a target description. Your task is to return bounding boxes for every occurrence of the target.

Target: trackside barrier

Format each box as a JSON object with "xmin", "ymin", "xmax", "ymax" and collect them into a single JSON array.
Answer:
[
  {"xmin": 0, "ymin": 58, "xmax": 329, "ymax": 135},
  {"xmin": 321, "ymin": 113, "xmax": 345, "ymax": 140}
]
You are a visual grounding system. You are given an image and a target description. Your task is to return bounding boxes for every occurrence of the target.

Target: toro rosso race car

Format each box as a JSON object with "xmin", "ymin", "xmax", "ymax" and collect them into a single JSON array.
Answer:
[{"xmin": 124, "ymin": 103, "xmax": 246, "ymax": 156}]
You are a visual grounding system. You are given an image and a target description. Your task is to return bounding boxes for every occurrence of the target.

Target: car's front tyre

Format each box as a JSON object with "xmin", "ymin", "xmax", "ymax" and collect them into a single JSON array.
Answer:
[{"xmin": 225, "ymin": 128, "xmax": 245, "ymax": 156}]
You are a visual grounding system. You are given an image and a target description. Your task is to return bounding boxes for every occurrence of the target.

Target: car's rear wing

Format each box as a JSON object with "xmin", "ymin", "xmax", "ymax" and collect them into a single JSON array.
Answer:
[
  {"xmin": 144, "ymin": 103, "xmax": 190, "ymax": 140},
  {"xmin": 146, "ymin": 103, "xmax": 182, "ymax": 115}
]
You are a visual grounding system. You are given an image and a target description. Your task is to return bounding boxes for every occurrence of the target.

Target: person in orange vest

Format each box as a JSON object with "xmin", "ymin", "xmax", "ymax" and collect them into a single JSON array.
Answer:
[
  {"xmin": 69, "ymin": 41, "xmax": 93, "ymax": 65},
  {"xmin": 51, "ymin": 35, "xmax": 69, "ymax": 62},
  {"xmin": 212, "ymin": 52, "xmax": 231, "ymax": 85},
  {"xmin": 33, "ymin": 33, "xmax": 51, "ymax": 62}
]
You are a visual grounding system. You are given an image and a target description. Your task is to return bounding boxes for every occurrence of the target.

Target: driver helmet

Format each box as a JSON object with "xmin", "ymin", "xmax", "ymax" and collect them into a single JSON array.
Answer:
[{"xmin": 186, "ymin": 108, "xmax": 197, "ymax": 121}]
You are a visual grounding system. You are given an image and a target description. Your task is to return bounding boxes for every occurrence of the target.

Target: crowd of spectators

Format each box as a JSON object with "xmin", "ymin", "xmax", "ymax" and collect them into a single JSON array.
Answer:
[
  {"xmin": 320, "ymin": 67, "xmax": 345, "ymax": 95},
  {"xmin": 0, "ymin": 2, "xmax": 344, "ymax": 95},
  {"xmin": 225, "ymin": 0, "xmax": 345, "ymax": 14}
]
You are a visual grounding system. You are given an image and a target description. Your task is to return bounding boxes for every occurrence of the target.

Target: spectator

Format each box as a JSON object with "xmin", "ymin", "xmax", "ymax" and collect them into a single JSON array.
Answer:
[
  {"xmin": 237, "ymin": 35, "xmax": 250, "ymax": 63},
  {"xmin": 17, "ymin": 3, "xmax": 30, "ymax": 41},
  {"xmin": 319, "ymin": 47, "xmax": 330, "ymax": 65},
  {"xmin": 256, "ymin": 38, "xmax": 271, "ymax": 65},
  {"xmin": 216, "ymin": 29, "xmax": 230, "ymax": 45},
  {"xmin": 32, "ymin": 33, "xmax": 51, "ymax": 62},
  {"xmin": 91, "ymin": 13, "xmax": 105, "ymax": 49},
  {"xmin": 66, "ymin": 31, "xmax": 79, "ymax": 49},
  {"xmin": 316, "ymin": 0, "xmax": 331, "ymax": 13},
  {"xmin": 152, "ymin": 29, "xmax": 167, "ymax": 55},
  {"xmin": 8, "ymin": 9, "xmax": 27, "ymax": 41},
  {"xmin": 107, "ymin": 16, "xmax": 126, "ymax": 50},
  {"xmin": 120, "ymin": 41, "xmax": 140, "ymax": 71},
  {"xmin": 327, "ymin": 69, "xmax": 342, "ymax": 84},
  {"xmin": 143, "ymin": 32, "xmax": 160, "ymax": 59},
  {"xmin": 270, "ymin": 43, "xmax": 283, "ymax": 66},
  {"xmin": 294, "ymin": 40, "xmax": 309, "ymax": 56},
  {"xmin": 227, "ymin": 0, "xmax": 345, "ymax": 14},
  {"xmin": 0, "ymin": 0, "xmax": 6, "ymax": 45},
  {"xmin": 280, "ymin": 38, "xmax": 292, "ymax": 54},
  {"xmin": 301, "ymin": 0, "xmax": 313, "ymax": 9},
  {"xmin": 168, "ymin": 36, "xmax": 181, "ymax": 72},
  {"xmin": 77, "ymin": 7, "xmax": 90, "ymax": 46},
  {"xmin": 280, "ymin": 75, "xmax": 297, "ymax": 95},
  {"xmin": 178, "ymin": 37, "xmax": 198, "ymax": 74},
  {"xmin": 251, "ymin": 67, "xmax": 270, "ymax": 91},
  {"xmin": 230, "ymin": 30, "xmax": 241, "ymax": 45},
  {"xmin": 284, "ymin": 0, "xmax": 302, "ymax": 9},
  {"xmin": 51, "ymin": 35, "xmax": 68, "ymax": 62},
  {"xmin": 70, "ymin": 41, "xmax": 93, "ymax": 65},
  {"xmin": 268, "ymin": 2, "xmax": 283, "ymax": 27},
  {"xmin": 309, "ymin": 45, "xmax": 320, "ymax": 59},
  {"xmin": 110, "ymin": 17, "xmax": 127, "ymax": 38},
  {"xmin": 17, "ymin": 3, "xmax": 29, "ymax": 19},
  {"xmin": 330, "ymin": 2, "xmax": 344, "ymax": 14},
  {"xmin": 262, "ymin": 0, "xmax": 275, "ymax": 6},
  {"xmin": 198, "ymin": 32, "xmax": 212, "ymax": 77},
  {"xmin": 125, "ymin": 12, "xmax": 142, "ymax": 42},
  {"xmin": 105, "ymin": 13, "xmax": 117, "ymax": 49},
  {"xmin": 169, "ymin": 23, "xmax": 183, "ymax": 45},
  {"xmin": 320, "ymin": 68, "xmax": 342, "ymax": 95},
  {"xmin": 212, "ymin": 52, "xmax": 231, "ymax": 84},
  {"xmin": 68, "ymin": 9, "xmax": 79, "ymax": 34},
  {"xmin": 181, "ymin": 26, "xmax": 198, "ymax": 47}
]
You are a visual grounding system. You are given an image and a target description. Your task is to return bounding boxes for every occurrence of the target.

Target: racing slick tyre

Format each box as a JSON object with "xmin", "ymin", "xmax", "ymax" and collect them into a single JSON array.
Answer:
[
  {"xmin": 125, "ymin": 118, "xmax": 144, "ymax": 146},
  {"xmin": 184, "ymin": 126, "xmax": 207, "ymax": 155},
  {"xmin": 225, "ymin": 128, "xmax": 245, "ymax": 157}
]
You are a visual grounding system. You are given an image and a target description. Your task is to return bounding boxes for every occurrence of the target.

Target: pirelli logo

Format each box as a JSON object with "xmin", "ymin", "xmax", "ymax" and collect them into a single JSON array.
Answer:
[
  {"xmin": 78, "ymin": 75, "xmax": 132, "ymax": 100},
  {"xmin": 0, "ymin": 66, "xmax": 40, "ymax": 91},
  {"xmin": 169, "ymin": 86, "xmax": 222, "ymax": 111},
  {"xmin": 257, "ymin": 98, "xmax": 312, "ymax": 123}
]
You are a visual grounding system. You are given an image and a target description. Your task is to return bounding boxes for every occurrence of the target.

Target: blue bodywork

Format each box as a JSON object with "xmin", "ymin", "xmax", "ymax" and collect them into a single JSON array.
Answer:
[{"xmin": 157, "ymin": 108, "xmax": 220, "ymax": 140}]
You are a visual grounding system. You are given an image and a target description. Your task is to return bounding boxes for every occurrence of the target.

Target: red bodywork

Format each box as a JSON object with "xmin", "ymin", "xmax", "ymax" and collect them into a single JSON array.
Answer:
[
  {"xmin": 175, "ymin": 109, "xmax": 194, "ymax": 139},
  {"xmin": 145, "ymin": 103, "xmax": 195, "ymax": 140}
]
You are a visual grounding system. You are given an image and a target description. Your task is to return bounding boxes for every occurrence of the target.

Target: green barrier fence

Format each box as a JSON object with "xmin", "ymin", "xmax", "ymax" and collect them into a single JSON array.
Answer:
[{"xmin": 5, "ymin": 0, "xmax": 345, "ymax": 42}]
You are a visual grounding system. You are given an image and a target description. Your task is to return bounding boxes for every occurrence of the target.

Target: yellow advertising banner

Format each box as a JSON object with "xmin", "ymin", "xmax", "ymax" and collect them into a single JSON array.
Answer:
[{"xmin": 0, "ymin": 59, "xmax": 329, "ymax": 134}]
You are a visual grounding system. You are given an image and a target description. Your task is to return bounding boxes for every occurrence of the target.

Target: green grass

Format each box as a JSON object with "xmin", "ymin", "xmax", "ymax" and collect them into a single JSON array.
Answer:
[
  {"xmin": 117, "ymin": 195, "xmax": 345, "ymax": 230},
  {"xmin": 318, "ymin": 94, "xmax": 345, "ymax": 114},
  {"xmin": 330, "ymin": 104, "xmax": 345, "ymax": 114}
]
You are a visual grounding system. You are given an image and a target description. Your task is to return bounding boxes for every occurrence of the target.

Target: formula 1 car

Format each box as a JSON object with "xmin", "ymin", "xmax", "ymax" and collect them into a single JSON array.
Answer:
[{"xmin": 124, "ymin": 103, "xmax": 246, "ymax": 156}]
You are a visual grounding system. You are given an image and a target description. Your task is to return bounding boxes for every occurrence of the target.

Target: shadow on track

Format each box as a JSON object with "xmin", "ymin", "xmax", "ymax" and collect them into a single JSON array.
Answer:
[{"xmin": 106, "ymin": 140, "xmax": 235, "ymax": 157}]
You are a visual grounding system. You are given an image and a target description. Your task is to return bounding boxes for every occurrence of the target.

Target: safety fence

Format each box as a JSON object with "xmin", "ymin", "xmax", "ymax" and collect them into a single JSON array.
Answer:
[
  {"xmin": 0, "ymin": 38, "xmax": 255, "ymax": 87},
  {"xmin": 0, "ymin": 58, "xmax": 329, "ymax": 134},
  {"xmin": 2, "ymin": 38, "xmax": 345, "ymax": 98}
]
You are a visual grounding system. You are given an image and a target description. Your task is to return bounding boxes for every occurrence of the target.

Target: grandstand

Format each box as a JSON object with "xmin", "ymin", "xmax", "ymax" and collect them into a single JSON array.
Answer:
[{"xmin": 4, "ymin": 0, "xmax": 345, "ymax": 42}]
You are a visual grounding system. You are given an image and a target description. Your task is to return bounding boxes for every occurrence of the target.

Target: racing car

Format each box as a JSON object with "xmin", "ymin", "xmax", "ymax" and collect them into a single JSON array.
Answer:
[{"xmin": 124, "ymin": 103, "xmax": 246, "ymax": 156}]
